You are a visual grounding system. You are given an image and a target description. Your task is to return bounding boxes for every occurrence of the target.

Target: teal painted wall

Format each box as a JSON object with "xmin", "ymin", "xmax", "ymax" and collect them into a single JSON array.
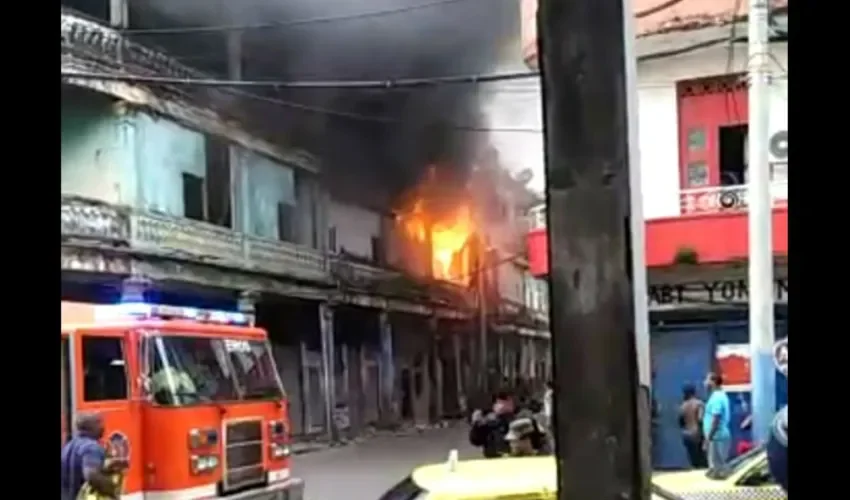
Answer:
[
  {"xmin": 61, "ymin": 88, "xmax": 135, "ymax": 204},
  {"xmin": 62, "ymin": 87, "xmax": 319, "ymax": 247},
  {"xmin": 134, "ymin": 112, "xmax": 206, "ymax": 216},
  {"xmin": 239, "ymin": 148, "xmax": 296, "ymax": 240}
]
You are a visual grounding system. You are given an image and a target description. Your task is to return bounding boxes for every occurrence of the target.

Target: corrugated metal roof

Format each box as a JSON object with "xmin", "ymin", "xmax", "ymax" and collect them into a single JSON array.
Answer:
[
  {"xmin": 635, "ymin": 0, "xmax": 788, "ymax": 37},
  {"xmin": 61, "ymin": 10, "xmax": 319, "ymax": 173}
]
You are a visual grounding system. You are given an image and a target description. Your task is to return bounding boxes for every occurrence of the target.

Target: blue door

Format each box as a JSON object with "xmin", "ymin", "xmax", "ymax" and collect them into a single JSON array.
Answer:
[{"xmin": 651, "ymin": 326, "xmax": 714, "ymax": 470}]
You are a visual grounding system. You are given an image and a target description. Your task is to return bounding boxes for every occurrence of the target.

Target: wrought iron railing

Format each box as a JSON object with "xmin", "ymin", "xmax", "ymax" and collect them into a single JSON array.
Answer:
[
  {"xmin": 61, "ymin": 196, "xmax": 329, "ymax": 282},
  {"xmin": 679, "ymin": 181, "xmax": 789, "ymax": 216},
  {"xmin": 523, "ymin": 181, "xmax": 789, "ymax": 228}
]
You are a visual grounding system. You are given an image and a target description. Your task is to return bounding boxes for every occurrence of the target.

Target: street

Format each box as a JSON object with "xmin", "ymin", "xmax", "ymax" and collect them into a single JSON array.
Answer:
[{"xmin": 294, "ymin": 426, "xmax": 477, "ymax": 500}]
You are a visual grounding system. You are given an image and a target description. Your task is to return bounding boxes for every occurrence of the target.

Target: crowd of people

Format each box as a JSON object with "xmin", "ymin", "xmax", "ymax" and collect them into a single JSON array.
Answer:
[{"xmin": 467, "ymin": 381, "xmax": 554, "ymax": 459}]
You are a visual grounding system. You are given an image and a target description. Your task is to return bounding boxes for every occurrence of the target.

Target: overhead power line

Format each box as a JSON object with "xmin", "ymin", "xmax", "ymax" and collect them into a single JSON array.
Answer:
[
  {"xmin": 125, "ymin": 0, "xmax": 683, "ymax": 36},
  {"xmin": 61, "ymin": 33, "xmax": 750, "ymax": 92},
  {"xmin": 124, "ymin": 0, "xmax": 490, "ymax": 35},
  {"xmin": 60, "ymin": 70, "xmax": 538, "ymax": 89},
  {"xmin": 62, "ymin": 34, "xmax": 781, "ymax": 134}
]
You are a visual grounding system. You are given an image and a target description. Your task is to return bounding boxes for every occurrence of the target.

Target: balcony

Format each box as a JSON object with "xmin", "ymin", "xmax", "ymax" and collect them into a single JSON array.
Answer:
[
  {"xmin": 526, "ymin": 183, "xmax": 789, "ymax": 277},
  {"xmin": 61, "ymin": 196, "xmax": 329, "ymax": 283}
]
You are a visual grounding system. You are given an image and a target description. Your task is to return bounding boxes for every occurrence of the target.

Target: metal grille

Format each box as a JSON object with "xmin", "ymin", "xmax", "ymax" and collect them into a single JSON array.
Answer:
[
  {"xmin": 675, "ymin": 487, "xmax": 787, "ymax": 500},
  {"xmin": 224, "ymin": 419, "xmax": 265, "ymax": 491}
]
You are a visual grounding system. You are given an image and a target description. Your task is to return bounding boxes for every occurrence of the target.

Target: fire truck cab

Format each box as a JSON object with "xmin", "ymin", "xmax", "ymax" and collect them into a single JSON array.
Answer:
[{"xmin": 61, "ymin": 301, "xmax": 304, "ymax": 500}]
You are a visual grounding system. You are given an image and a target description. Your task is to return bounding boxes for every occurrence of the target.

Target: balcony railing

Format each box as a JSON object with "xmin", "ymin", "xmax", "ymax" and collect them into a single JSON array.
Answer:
[
  {"xmin": 679, "ymin": 181, "xmax": 788, "ymax": 216},
  {"xmin": 62, "ymin": 196, "xmax": 329, "ymax": 283}
]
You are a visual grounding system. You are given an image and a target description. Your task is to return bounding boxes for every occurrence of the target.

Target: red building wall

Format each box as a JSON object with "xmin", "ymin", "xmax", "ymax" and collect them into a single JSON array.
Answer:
[{"xmin": 678, "ymin": 76, "xmax": 748, "ymax": 189}]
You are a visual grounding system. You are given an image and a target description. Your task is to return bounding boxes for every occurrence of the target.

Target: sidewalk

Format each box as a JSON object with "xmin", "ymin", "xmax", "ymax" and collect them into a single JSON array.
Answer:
[{"xmin": 290, "ymin": 419, "xmax": 462, "ymax": 456}]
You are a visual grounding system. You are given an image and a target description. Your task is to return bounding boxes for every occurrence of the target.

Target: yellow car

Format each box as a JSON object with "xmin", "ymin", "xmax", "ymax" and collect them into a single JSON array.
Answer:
[{"xmin": 380, "ymin": 446, "xmax": 785, "ymax": 500}]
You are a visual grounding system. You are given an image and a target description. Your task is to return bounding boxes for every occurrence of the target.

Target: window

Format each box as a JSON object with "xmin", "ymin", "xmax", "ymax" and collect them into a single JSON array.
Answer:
[
  {"xmin": 328, "ymin": 227, "xmax": 337, "ymax": 253},
  {"xmin": 82, "ymin": 337, "xmax": 128, "ymax": 401},
  {"xmin": 686, "ymin": 162, "xmax": 709, "ymax": 187},
  {"xmin": 371, "ymin": 236, "xmax": 384, "ymax": 265},
  {"xmin": 277, "ymin": 203, "xmax": 295, "ymax": 243},
  {"xmin": 719, "ymin": 124, "xmax": 748, "ymax": 186},
  {"xmin": 182, "ymin": 173, "xmax": 206, "ymax": 221},
  {"xmin": 204, "ymin": 136, "xmax": 232, "ymax": 228},
  {"xmin": 687, "ymin": 127, "xmax": 706, "ymax": 151}
]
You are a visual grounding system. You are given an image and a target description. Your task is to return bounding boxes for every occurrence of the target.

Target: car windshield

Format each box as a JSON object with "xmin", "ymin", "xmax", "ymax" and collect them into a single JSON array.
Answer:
[
  {"xmin": 145, "ymin": 333, "xmax": 284, "ymax": 406},
  {"xmin": 705, "ymin": 444, "xmax": 765, "ymax": 480}
]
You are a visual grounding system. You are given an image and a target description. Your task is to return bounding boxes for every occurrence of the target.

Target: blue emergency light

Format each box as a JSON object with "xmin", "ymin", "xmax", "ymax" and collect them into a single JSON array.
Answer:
[{"xmin": 99, "ymin": 302, "xmax": 253, "ymax": 326}]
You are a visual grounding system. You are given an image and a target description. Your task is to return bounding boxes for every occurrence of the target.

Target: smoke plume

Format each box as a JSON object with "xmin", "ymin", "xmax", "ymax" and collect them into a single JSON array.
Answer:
[{"xmin": 122, "ymin": 0, "xmax": 522, "ymax": 206}]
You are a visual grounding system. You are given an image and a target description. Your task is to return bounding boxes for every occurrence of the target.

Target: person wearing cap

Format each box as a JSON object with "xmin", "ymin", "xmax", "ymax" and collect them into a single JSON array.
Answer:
[
  {"xmin": 469, "ymin": 390, "xmax": 549, "ymax": 458},
  {"xmin": 61, "ymin": 413, "xmax": 121, "ymax": 500},
  {"xmin": 505, "ymin": 417, "xmax": 541, "ymax": 457}
]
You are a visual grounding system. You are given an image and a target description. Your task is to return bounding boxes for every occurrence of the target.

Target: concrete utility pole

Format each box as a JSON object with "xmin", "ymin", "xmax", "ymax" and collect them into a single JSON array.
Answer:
[
  {"xmin": 747, "ymin": 0, "xmax": 776, "ymax": 444},
  {"xmin": 537, "ymin": 0, "xmax": 650, "ymax": 498}
]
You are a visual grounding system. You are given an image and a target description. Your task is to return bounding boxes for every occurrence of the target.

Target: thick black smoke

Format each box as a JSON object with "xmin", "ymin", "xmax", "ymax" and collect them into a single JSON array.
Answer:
[{"xmin": 124, "ymin": 0, "xmax": 520, "ymax": 207}]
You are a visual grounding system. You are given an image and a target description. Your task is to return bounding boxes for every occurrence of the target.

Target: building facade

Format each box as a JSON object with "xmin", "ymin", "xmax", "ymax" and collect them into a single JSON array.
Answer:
[
  {"xmin": 61, "ymin": 8, "xmax": 550, "ymax": 440},
  {"xmin": 520, "ymin": 0, "xmax": 787, "ymax": 468}
]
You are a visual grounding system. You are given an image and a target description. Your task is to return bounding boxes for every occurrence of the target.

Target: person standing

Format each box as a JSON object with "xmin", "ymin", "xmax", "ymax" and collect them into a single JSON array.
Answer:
[
  {"xmin": 678, "ymin": 384, "xmax": 707, "ymax": 468},
  {"xmin": 61, "ymin": 413, "xmax": 118, "ymax": 500},
  {"xmin": 469, "ymin": 391, "xmax": 517, "ymax": 458},
  {"xmin": 702, "ymin": 372, "xmax": 732, "ymax": 468},
  {"xmin": 504, "ymin": 418, "xmax": 543, "ymax": 457}
]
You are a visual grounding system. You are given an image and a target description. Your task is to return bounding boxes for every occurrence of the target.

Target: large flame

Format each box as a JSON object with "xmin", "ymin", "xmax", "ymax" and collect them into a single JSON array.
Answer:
[{"xmin": 398, "ymin": 184, "xmax": 475, "ymax": 286}]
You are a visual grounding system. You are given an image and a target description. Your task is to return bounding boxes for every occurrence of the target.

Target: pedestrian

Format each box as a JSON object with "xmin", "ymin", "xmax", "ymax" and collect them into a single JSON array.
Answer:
[
  {"xmin": 702, "ymin": 372, "xmax": 732, "ymax": 469},
  {"xmin": 504, "ymin": 418, "xmax": 542, "ymax": 457},
  {"xmin": 61, "ymin": 413, "xmax": 118, "ymax": 500},
  {"xmin": 469, "ymin": 390, "xmax": 517, "ymax": 458},
  {"xmin": 677, "ymin": 384, "xmax": 707, "ymax": 468}
]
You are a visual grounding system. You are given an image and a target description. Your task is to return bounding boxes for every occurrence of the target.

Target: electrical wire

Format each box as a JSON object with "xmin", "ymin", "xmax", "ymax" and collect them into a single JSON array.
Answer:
[
  {"xmin": 124, "ymin": 0, "xmax": 491, "ymax": 35},
  {"xmin": 724, "ymin": 0, "xmax": 744, "ymax": 123},
  {"xmin": 635, "ymin": 0, "xmax": 685, "ymax": 19},
  {"xmin": 62, "ymin": 34, "xmax": 747, "ymax": 134},
  {"xmin": 125, "ymin": 0, "xmax": 683, "ymax": 36},
  {"xmin": 226, "ymin": 86, "xmax": 543, "ymax": 133},
  {"xmin": 60, "ymin": 33, "xmax": 740, "ymax": 91},
  {"xmin": 60, "ymin": 70, "xmax": 539, "ymax": 89}
]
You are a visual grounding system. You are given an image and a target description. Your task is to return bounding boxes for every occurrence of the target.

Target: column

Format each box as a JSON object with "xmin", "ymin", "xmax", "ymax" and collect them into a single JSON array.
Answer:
[
  {"xmin": 452, "ymin": 332, "xmax": 465, "ymax": 414},
  {"xmin": 378, "ymin": 310, "xmax": 396, "ymax": 423},
  {"xmin": 428, "ymin": 316, "xmax": 443, "ymax": 421},
  {"xmin": 318, "ymin": 302, "xmax": 337, "ymax": 441}
]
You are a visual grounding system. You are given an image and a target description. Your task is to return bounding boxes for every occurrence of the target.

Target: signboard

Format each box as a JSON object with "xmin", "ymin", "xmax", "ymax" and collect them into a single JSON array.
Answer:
[
  {"xmin": 649, "ymin": 278, "xmax": 787, "ymax": 310},
  {"xmin": 716, "ymin": 344, "xmax": 751, "ymax": 392}
]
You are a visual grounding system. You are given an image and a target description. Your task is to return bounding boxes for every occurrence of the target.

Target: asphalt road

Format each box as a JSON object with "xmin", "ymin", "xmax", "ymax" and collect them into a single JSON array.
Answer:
[{"xmin": 294, "ymin": 425, "xmax": 477, "ymax": 500}]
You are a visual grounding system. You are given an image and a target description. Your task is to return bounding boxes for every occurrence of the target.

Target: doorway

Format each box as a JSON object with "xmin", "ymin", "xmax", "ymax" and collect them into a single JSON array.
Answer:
[
  {"xmin": 400, "ymin": 368, "xmax": 413, "ymax": 420},
  {"xmin": 719, "ymin": 124, "xmax": 748, "ymax": 186}
]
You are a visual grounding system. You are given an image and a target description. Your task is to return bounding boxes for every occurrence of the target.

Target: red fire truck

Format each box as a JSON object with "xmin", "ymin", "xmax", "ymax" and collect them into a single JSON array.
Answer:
[{"xmin": 61, "ymin": 301, "xmax": 304, "ymax": 499}]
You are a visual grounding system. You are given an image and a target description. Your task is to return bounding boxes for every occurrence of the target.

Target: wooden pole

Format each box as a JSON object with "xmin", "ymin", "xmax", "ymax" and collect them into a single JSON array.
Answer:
[{"xmin": 537, "ymin": 0, "xmax": 650, "ymax": 498}]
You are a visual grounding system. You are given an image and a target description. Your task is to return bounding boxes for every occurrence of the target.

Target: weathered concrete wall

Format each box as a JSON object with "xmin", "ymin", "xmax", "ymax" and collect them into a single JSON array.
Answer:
[{"xmin": 61, "ymin": 88, "xmax": 132, "ymax": 204}]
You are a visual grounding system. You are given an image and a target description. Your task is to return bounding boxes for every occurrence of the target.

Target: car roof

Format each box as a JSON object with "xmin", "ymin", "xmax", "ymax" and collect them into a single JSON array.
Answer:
[{"xmin": 411, "ymin": 456, "xmax": 556, "ymax": 498}]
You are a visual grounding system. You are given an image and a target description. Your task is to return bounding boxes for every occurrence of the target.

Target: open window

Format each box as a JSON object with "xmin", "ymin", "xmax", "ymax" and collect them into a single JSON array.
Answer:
[{"xmin": 82, "ymin": 336, "xmax": 128, "ymax": 402}]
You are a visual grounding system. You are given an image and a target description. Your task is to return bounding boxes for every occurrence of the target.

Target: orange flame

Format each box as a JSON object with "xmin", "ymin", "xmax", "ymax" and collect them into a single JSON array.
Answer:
[{"xmin": 399, "ymin": 194, "xmax": 475, "ymax": 286}]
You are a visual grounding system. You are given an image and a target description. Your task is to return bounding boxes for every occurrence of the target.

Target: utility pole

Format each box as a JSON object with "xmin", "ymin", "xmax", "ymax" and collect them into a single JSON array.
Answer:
[
  {"xmin": 477, "ymin": 243, "xmax": 490, "ymax": 396},
  {"xmin": 537, "ymin": 0, "xmax": 649, "ymax": 499},
  {"xmin": 747, "ymin": 0, "xmax": 776, "ymax": 444}
]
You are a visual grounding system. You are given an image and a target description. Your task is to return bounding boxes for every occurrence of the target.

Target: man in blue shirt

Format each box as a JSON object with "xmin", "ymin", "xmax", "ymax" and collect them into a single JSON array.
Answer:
[
  {"xmin": 61, "ymin": 413, "xmax": 117, "ymax": 500},
  {"xmin": 702, "ymin": 372, "xmax": 732, "ymax": 468}
]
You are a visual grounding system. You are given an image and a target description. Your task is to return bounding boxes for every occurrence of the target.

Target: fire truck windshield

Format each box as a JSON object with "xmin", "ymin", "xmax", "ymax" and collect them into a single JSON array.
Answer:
[{"xmin": 145, "ymin": 334, "xmax": 284, "ymax": 406}]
